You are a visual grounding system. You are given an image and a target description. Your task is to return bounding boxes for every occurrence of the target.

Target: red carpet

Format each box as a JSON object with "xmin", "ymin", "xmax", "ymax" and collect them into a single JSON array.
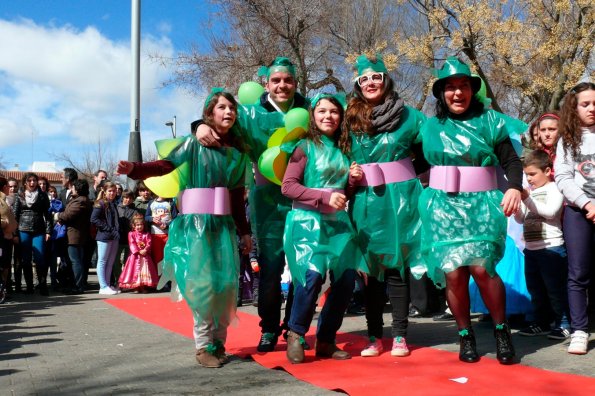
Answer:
[{"xmin": 107, "ymin": 298, "xmax": 595, "ymax": 395}]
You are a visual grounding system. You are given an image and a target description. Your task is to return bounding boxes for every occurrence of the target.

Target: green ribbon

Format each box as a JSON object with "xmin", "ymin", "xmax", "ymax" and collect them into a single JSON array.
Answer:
[
  {"xmin": 458, "ymin": 329, "xmax": 469, "ymax": 337},
  {"xmin": 205, "ymin": 343, "xmax": 218, "ymax": 354}
]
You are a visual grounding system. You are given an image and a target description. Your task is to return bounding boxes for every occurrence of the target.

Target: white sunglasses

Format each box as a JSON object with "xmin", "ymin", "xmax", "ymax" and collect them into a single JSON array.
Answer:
[{"xmin": 357, "ymin": 73, "xmax": 384, "ymax": 87}]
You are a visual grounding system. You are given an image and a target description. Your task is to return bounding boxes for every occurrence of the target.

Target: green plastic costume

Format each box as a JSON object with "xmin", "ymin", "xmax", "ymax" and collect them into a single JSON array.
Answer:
[
  {"xmin": 235, "ymin": 106, "xmax": 292, "ymax": 248},
  {"xmin": 283, "ymin": 136, "xmax": 362, "ymax": 287},
  {"xmin": 418, "ymin": 109, "xmax": 523, "ymax": 288},
  {"xmin": 348, "ymin": 106, "xmax": 426, "ymax": 279},
  {"xmin": 156, "ymin": 135, "xmax": 248, "ymax": 327}
]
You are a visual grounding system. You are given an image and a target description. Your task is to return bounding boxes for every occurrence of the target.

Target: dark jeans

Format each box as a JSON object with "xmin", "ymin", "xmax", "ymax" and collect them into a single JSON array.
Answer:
[
  {"xmin": 68, "ymin": 245, "xmax": 87, "ymax": 292},
  {"xmin": 563, "ymin": 205, "xmax": 595, "ymax": 332},
  {"xmin": 364, "ymin": 269, "xmax": 410, "ymax": 338},
  {"xmin": 257, "ymin": 238, "xmax": 291, "ymax": 334},
  {"xmin": 524, "ymin": 245, "xmax": 570, "ymax": 329},
  {"xmin": 289, "ymin": 269, "xmax": 355, "ymax": 343}
]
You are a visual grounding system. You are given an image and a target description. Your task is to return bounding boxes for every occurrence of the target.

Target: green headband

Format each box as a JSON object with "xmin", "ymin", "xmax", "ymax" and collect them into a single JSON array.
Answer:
[
  {"xmin": 257, "ymin": 57, "xmax": 296, "ymax": 80},
  {"xmin": 310, "ymin": 92, "xmax": 347, "ymax": 110},
  {"xmin": 354, "ymin": 53, "xmax": 388, "ymax": 79},
  {"xmin": 204, "ymin": 87, "xmax": 225, "ymax": 110}
]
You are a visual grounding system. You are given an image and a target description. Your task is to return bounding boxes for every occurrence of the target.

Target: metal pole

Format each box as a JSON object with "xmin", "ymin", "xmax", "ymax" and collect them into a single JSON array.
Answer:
[
  {"xmin": 172, "ymin": 115, "xmax": 176, "ymax": 138},
  {"xmin": 127, "ymin": 0, "xmax": 142, "ymax": 188}
]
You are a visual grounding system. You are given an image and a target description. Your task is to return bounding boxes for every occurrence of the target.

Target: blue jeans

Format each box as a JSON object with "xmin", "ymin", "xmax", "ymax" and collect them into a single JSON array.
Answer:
[
  {"xmin": 20, "ymin": 231, "xmax": 46, "ymax": 282},
  {"xmin": 289, "ymin": 269, "xmax": 356, "ymax": 343},
  {"xmin": 524, "ymin": 245, "xmax": 570, "ymax": 329},
  {"xmin": 96, "ymin": 240, "xmax": 118, "ymax": 289},
  {"xmin": 68, "ymin": 245, "xmax": 87, "ymax": 291}
]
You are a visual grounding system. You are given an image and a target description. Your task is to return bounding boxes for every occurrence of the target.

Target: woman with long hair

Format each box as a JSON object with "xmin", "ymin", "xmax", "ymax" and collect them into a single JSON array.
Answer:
[{"xmin": 345, "ymin": 54, "xmax": 427, "ymax": 358}]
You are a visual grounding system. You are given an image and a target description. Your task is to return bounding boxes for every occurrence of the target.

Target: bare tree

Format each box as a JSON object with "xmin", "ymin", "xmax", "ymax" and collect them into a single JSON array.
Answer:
[{"xmin": 51, "ymin": 137, "xmax": 118, "ymax": 181}]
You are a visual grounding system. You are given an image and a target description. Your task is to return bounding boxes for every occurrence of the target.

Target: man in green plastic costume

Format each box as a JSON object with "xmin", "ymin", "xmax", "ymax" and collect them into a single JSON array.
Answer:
[{"xmin": 196, "ymin": 57, "xmax": 310, "ymax": 352}]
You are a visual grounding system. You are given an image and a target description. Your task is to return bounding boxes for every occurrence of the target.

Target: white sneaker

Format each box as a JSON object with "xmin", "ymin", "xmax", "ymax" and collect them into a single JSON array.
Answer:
[
  {"xmin": 99, "ymin": 287, "xmax": 118, "ymax": 295},
  {"xmin": 568, "ymin": 330, "xmax": 589, "ymax": 355},
  {"xmin": 360, "ymin": 337, "xmax": 383, "ymax": 357},
  {"xmin": 110, "ymin": 286, "xmax": 121, "ymax": 294}
]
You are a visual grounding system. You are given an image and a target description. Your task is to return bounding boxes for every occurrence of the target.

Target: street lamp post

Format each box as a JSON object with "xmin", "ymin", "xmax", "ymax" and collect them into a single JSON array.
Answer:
[{"xmin": 165, "ymin": 115, "xmax": 177, "ymax": 138}]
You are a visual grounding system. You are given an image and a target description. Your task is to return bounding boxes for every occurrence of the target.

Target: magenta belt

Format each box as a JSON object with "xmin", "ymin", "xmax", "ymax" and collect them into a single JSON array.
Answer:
[
  {"xmin": 177, "ymin": 187, "xmax": 231, "ymax": 215},
  {"xmin": 359, "ymin": 158, "xmax": 416, "ymax": 186},
  {"xmin": 429, "ymin": 166, "xmax": 497, "ymax": 193},
  {"xmin": 292, "ymin": 188, "xmax": 344, "ymax": 214}
]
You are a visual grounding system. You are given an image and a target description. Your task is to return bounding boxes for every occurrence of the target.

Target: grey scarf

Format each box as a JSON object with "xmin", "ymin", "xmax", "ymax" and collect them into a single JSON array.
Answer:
[
  {"xmin": 370, "ymin": 91, "xmax": 405, "ymax": 133},
  {"xmin": 25, "ymin": 190, "xmax": 39, "ymax": 208}
]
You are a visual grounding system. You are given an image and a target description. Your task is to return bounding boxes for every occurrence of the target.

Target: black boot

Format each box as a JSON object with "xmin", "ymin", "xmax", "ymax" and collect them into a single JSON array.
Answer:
[
  {"xmin": 494, "ymin": 323, "xmax": 515, "ymax": 365},
  {"xmin": 458, "ymin": 327, "xmax": 479, "ymax": 363}
]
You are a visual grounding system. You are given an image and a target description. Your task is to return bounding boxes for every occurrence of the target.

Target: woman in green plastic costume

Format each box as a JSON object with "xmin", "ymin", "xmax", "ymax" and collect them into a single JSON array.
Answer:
[
  {"xmin": 117, "ymin": 89, "xmax": 251, "ymax": 369},
  {"xmin": 418, "ymin": 57, "xmax": 522, "ymax": 365},
  {"xmin": 281, "ymin": 94, "xmax": 364, "ymax": 364},
  {"xmin": 196, "ymin": 57, "xmax": 310, "ymax": 353},
  {"xmin": 346, "ymin": 54, "xmax": 427, "ymax": 358}
]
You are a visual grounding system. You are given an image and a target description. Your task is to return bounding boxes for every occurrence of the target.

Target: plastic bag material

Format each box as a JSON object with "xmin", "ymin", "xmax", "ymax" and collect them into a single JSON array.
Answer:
[
  {"xmin": 156, "ymin": 135, "xmax": 247, "ymax": 328},
  {"xmin": 283, "ymin": 137, "xmax": 364, "ymax": 287},
  {"xmin": 348, "ymin": 106, "xmax": 426, "ymax": 279},
  {"xmin": 418, "ymin": 109, "xmax": 518, "ymax": 288}
]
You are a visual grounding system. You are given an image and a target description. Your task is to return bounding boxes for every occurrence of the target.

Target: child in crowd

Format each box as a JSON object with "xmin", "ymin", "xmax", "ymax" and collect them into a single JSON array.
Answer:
[
  {"xmin": 282, "ymin": 94, "xmax": 363, "ymax": 364},
  {"xmin": 47, "ymin": 185, "xmax": 66, "ymax": 290},
  {"xmin": 133, "ymin": 181, "xmax": 152, "ymax": 215},
  {"xmin": 145, "ymin": 195, "xmax": 176, "ymax": 266},
  {"xmin": 91, "ymin": 181, "xmax": 120, "ymax": 296},
  {"xmin": 118, "ymin": 213, "xmax": 158, "ymax": 292},
  {"xmin": 117, "ymin": 88, "xmax": 251, "ymax": 368},
  {"xmin": 554, "ymin": 82, "xmax": 595, "ymax": 355},
  {"xmin": 114, "ymin": 189, "xmax": 137, "ymax": 285},
  {"xmin": 514, "ymin": 150, "xmax": 569, "ymax": 340},
  {"xmin": 537, "ymin": 112, "xmax": 560, "ymax": 174}
]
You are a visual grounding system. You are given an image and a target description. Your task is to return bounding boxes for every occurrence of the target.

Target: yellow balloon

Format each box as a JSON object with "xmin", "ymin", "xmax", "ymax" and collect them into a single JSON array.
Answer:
[
  {"xmin": 267, "ymin": 128, "xmax": 287, "ymax": 148},
  {"xmin": 258, "ymin": 146, "xmax": 288, "ymax": 185},
  {"xmin": 145, "ymin": 171, "xmax": 180, "ymax": 198}
]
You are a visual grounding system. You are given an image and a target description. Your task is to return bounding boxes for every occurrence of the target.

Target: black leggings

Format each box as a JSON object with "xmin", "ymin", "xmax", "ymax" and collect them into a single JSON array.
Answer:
[{"xmin": 364, "ymin": 269, "xmax": 410, "ymax": 338}]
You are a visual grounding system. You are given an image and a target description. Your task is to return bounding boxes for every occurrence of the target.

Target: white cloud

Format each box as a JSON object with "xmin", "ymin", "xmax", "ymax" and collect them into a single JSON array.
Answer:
[{"xmin": 0, "ymin": 18, "xmax": 199, "ymax": 168}]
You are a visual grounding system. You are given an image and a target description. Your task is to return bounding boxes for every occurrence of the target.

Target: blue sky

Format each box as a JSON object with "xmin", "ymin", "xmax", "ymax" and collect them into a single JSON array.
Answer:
[{"xmin": 0, "ymin": 0, "xmax": 216, "ymax": 172}]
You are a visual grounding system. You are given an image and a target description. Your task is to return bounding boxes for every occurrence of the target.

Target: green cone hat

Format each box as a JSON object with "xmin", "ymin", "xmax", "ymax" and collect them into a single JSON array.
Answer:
[{"xmin": 432, "ymin": 57, "xmax": 482, "ymax": 98}]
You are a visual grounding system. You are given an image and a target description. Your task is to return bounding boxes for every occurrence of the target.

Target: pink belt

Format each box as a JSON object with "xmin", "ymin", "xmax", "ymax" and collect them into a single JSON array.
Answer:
[
  {"xmin": 429, "ymin": 166, "xmax": 497, "ymax": 193},
  {"xmin": 359, "ymin": 158, "xmax": 416, "ymax": 186},
  {"xmin": 292, "ymin": 188, "xmax": 343, "ymax": 214},
  {"xmin": 177, "ymin": 187, "xmax": 231, "ymax": 215},
  {"xmin": 253, "ymin": 165, "xmax": 271, "ymax": 186}
]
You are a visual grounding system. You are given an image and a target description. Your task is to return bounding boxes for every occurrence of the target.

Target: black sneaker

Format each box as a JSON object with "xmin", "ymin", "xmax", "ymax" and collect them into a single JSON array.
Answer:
[
  {"xmin": 518, "ymin": 324, "xmax": 549, "ymax": 337},
  {"xmin": 548, "ymin": 327, "xmax": 571, "ymax": 340},
  {"xmin": 257, "ymin": 332, "xmax": 278, "ymax": 352}
]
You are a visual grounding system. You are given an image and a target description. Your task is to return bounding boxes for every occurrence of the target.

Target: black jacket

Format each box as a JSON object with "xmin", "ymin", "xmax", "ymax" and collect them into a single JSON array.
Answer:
[{"xmin": 12, "ymin": 189, "xmax": 52, "ymax": 235}]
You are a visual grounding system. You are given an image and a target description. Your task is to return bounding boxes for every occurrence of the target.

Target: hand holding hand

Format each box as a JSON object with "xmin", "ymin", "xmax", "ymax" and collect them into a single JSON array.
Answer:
[
  {"xmin": 329, "ymin": 192, "xmax": 347, "ymax": 210},
  {"xmin": 349, "ymin": 162, "xmax": 363, "ymax": 181},
  {"xmin": 501, "ymin": 188, "xmax": 521, "ymax": 217}
]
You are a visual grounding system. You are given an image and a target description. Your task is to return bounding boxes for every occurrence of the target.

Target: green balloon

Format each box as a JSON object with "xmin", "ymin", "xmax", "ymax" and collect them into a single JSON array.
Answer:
[
  {"xmin": 284, "ymin": 108, "xmax": 310, "ymax": 132},
  {"xmin": 238, "ymin": 81, "xmax": 265, "ymax": 105}
]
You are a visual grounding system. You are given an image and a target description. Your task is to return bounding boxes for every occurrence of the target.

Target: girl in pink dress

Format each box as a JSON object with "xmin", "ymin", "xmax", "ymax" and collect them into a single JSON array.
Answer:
[{"xmin": 118, "ymin": 213, "xmax": 159, "ymax": 292}]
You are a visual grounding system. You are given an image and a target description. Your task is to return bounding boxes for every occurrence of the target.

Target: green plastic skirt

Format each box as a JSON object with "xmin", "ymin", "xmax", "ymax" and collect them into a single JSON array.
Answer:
[
  {"xmin": 418, "ymin": 187, "xmax": 507, "ymax": 288},
  {"xmin": 283, "ymin": 208, "xmax": 362, "ymax": 287},
  {"xmin": 158, "ymin": 213, "xmax": 239, "ymax": 328},
  {"xmin": 349, "ymin": 178, "xmax": 424, "ymax": 279}
]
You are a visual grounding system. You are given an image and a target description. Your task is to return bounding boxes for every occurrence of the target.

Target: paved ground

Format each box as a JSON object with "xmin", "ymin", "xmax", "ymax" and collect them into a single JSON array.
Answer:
[{"xmin": 1, "ymin": 275, "xmax": 594, "ymax": 395}]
